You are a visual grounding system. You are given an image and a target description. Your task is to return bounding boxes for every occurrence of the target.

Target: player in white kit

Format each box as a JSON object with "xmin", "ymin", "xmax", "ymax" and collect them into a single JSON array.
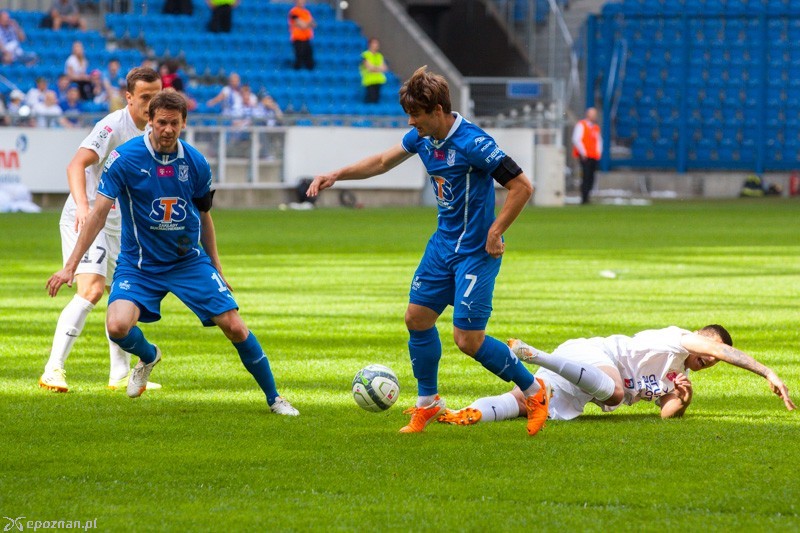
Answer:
[
  {"xmin": 438, "ymin": 325, "xmax": 795, "ymax": 430},
  {"xmin": 39, "ymin": 67, "xmax": 163, "ymax": 393}
]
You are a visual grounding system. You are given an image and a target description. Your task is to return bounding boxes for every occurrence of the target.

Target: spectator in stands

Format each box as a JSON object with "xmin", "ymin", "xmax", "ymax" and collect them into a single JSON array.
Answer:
[
  {"xmin": 65, "ymin": 40, "xmax": 93, "ymax": 101},
  {"xmin": 43, "ymin": 0, "xmax": 87, "ymax": 31},
  {"xmin": 572, "ymin": 107, "xmax": 602, "ymax": 205},
  {"xmin": 34, "ymin": 90, "xmax": 66, "ymax": 128},
  {"xmin": 89, "ymin": 69, "xmax": 108, "ymax": 106},
  {"xmin": 163, "ymin": 0, "xmax": 193, "ymax": 15},
  {"xmin": 255, "ymin": 93, "xmax": 283, "ymax": 127},
  {"xmin": 102, "ymin": 58, "xmax": 126, "ymax": 111},
  {"xmin": 159, "ymin": 59, "xmax": 182, "ymax": 89},
  {"xmin": 7, "ymin": 89, "xmax": 33, "ymax": 127},
  {"xmin": 55, "ymin": 74, "xmax": 71, "ymax": 105},
  {"xmin": 60, "ymin": 84, "xmax": 85, "ymax": 127},
  {"xmin": 26, "ymin": 77, "xmax": 50, "ymax": 107},
  {"xmin": 1, "ymin": 10, "xmax": 36, "ymax": 66},
  {"xmin": 206, "ymin": 72, "xmax": 243, "ymax": 117},
  {"xmin": 289, "ymin": 0, "xmax": 316, "ymax": 70},
  {"xmin": 360, "ymin": 38, "xmax": 388, "ymax": 104},
  {"xmin": 207, "ymin": 0, "xmax": 238, "ymax": 33}
]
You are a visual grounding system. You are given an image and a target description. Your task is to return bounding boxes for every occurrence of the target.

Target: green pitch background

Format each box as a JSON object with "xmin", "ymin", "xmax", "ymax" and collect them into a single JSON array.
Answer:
[{"xmin": 1, "ymin": 200, "xmax": 798, "ymax": 530}]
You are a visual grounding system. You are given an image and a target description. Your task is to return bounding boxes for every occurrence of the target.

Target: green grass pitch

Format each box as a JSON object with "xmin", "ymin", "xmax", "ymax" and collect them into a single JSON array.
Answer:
[{"xmin": 1, "ymin": 200, "xmax": 799, "ymax": 530}]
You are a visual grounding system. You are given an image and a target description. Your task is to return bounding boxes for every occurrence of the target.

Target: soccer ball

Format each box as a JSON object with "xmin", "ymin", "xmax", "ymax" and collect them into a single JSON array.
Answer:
[{"xmin": 352, "ymin": 364, "xmax": 400, "ymax": 412}]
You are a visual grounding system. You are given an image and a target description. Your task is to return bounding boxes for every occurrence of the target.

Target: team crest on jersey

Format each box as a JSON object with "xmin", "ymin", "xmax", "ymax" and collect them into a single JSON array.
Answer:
[
  {"xmin": 624, "ymin": 378, "xmax": 634, "ymax": 388},
  {"xmin": 447, "ymin": 149, "xmax": 456, "ymax": 167},
  {"xmin": 149, "ymin": 197, "xmax": 188, "ymax": 223},
  {"xmin": 104, "ymin": 150, "xmax": 120, "ymax": 170},
  {"xmin": 666, "ymin": 371, "xmax": 678, "ymax": 381},
  {"xmin": 179, "ymin": 164, "xmax": 189, "ymax": 182}
]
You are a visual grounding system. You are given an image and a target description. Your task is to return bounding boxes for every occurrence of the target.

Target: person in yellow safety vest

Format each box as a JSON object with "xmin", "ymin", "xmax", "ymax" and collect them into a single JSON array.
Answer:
[
  {"xmin": 572, "ymin": 107, "xmax": 603, "ymax": 205},
  {"xmin": 207, "ymin": 0, "xmax": 238, "ymax": 33},
  {"xmin": 360, "ymin": 38, "xmax": 388, "ymax": 104}
]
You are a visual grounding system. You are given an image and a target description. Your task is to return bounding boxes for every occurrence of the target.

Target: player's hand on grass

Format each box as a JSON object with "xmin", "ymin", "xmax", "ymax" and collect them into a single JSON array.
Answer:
[
  {"xmin": 46, "ymin": 267, "xmax": 74, "ymax": 297},
  {"xmin": 673, "ymin": 373, "xmax": 693, "ymax": 405},
  {"xmin": 485, "ymin": 231, "xmax": 505, "ymax": 258},
  {"xmin": 306, "ymin": 174, "xmax": 336, "ymax": 197},
  {"xmin": 765, "ymin": 370, "xmax": 796, "ymax": 411}
]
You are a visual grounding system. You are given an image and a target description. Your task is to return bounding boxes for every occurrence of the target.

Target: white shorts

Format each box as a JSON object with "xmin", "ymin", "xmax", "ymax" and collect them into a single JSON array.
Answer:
[
  {"xmin": 534, "ymin": 338, "xmax": 619, "ymax": 421},
  {"xmin": 60, "ymin": 223, "xmax": 120, "ymax": 281}
]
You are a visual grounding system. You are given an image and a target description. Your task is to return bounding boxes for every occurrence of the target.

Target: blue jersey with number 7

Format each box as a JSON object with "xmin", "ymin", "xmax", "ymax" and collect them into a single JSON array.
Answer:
[{"xmin": 401, "ymin": 112, "xmax": 506, "ymax": 255}]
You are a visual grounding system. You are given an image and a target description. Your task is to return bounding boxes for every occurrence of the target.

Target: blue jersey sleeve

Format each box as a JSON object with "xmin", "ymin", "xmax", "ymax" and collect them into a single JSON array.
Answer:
[
  {"xmin": 98, "ymin": 149, "xmax": 124, "ymax": 200},
  {"xmin": 401, "ymin": 128, "xmax": 419, "ymax": 154},
  {"xmin": 193, "ymin": 156, "xmax": 213, "ymax": 199},
  {"xmin": 465, "ymin": 134, "xmax": 506, "ymax": 173}
]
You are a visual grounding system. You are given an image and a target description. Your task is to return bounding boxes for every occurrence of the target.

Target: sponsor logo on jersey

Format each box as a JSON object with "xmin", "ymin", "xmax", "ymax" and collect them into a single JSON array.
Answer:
[
  {"xmin": 104, "ymin": 125, "xmax": 113, "ymax": 133},
  {"xmin": 474, "ymin": 136, "xmax": 486, "ymax": 145},
  {"xmin": 666, "ymin": 371, "xmax": 677, "ymax": 382},
  {"xmin": 485, "ymin": 147, "xmax": 502, "ymax": 164},
  {"xmin": 447, "ymin": 149, "xmax": 456, "ymax": 167},
  {"xmin": 430, "ymin": 175, "xmax": 454, "ymax": 207},
  {"xmin": 624, "ymin": 378, "xmax": 634, "ymax": 388},
  {"xmin": 157, "ymin": 165, "xmax": 175, "ymax": 178},
  {"xmin": 433, "ymin": 149, "xmax": 445, "ymax": 161},
  {"xmin": 480, "ymin": 141, "xmax": 494, "ymax": 152},
  {"xmin": 104, "ymin": 150, "xmax": 120, "ymax": 170},
  {"xmin": 178, "ymin": 164, "xmax": 189, "ymax": 182},
  {"xmin": 119, "ymin": 280, "xmax": 131, "ymax": 290},
  {"xmin": 411, "ymin": 275, "xmax": 421, "ymax": 291},
  {"xmin": 98, "ymin": 129, "xmax": 109, "ymax": 139},
  {"xmin": 149, "ymin": 197, "xmax": 188, "ymax": 223}
]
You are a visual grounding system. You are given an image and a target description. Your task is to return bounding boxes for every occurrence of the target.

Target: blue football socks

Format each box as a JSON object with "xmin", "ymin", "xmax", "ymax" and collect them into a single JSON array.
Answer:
[
  {"xmin": 234, "ymin": 331, "xmax": 279, "ymax": 405},
  {"xmin": 474, "ymin": 335, "xmax": 535, "ymax": 390},
  {"xmin": 408, "ymin": 326, "xmax": 442, "ymax": 397},
  {"xmin": 110, "ymin": 326, "xmax": 157, "ymax": 364}
]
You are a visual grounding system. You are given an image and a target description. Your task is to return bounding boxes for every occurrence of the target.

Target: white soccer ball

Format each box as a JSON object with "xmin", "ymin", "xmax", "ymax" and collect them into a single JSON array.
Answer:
[{"xmin": 352, "ymin": 364, "xmax": 400, "ymax": 412}]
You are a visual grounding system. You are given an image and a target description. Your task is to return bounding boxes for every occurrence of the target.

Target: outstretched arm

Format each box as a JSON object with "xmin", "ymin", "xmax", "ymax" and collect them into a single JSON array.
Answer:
[
  {"xmin": 681, "ymin": 333, "xmax": 796, "ymax": 411},
  {"xmin": 305, "ymin": 144, "xmax": 412, "ymax": 197},
  {"xmin": 46, "ymin": 195, "xmax": 113, "ymax": 296}
]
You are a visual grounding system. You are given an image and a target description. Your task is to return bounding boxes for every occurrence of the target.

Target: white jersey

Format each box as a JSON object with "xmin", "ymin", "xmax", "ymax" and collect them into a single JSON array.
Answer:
[
  {"xmin": 600, "ymin": 326, "xmax": 691, "ymax": 406},
  {"xmin": 60, "ymin": 108, "xmax": 145, "ymax": 235}
]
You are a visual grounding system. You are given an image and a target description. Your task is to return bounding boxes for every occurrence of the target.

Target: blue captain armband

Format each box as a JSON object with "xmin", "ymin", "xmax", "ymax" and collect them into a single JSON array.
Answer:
[
  {"xmin": 193, "ymin": 189, "xmax": 216, "ymax": 212},
  {"xmin": 490, "ymin": 156, "xmax": 523, "ymax": 186}
]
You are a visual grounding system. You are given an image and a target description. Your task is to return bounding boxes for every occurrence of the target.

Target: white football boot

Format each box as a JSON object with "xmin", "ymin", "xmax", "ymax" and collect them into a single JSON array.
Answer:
[
  {"xmin": 270, "ymin": 396, "xmax": 300, "ymax": 416},
  {"xmin": 39, "ymin": 368, "xmax": 68, "ymax": 392},
  {"xmin": 127, "ymin": 346, "xmax": 162, "ymax": 398}
]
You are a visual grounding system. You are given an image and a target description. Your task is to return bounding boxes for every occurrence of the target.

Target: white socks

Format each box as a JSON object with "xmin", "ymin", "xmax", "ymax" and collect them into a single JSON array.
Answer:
[
  {"xmin": 535, "ymin": 352, "xmax": 616, "ymax": 401},
  {"xmin": 45, "ymin": 295, "xmax": 94, "ymax": 372},
  {"xmin": 106, "ymin": 321, "xmax": 132, "ymax": 381},
  {"xmin": 469, "ymin": 392, "xmax": 521, "ymax": 422},
  {"xmin": 416, "ymin": 394, "xmax": 437, "ymax": 408}
]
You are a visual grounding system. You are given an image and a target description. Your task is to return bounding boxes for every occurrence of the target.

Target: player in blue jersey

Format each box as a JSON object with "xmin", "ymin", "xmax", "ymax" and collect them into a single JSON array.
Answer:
[
  {"xmin": 307, "ymin": 66, "xmax": 547, "ymax": 435},
  {"xmin": 47, "ymin": 91, "xmax": 299, "ymax": 416}
]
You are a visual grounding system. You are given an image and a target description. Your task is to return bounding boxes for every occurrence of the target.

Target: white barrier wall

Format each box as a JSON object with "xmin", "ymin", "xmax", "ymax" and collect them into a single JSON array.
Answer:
[
  {"xmin": 0, "ymin": 128, "xmax": 89, "ymax": 193},
  {"xmin": 2, "ymin": 125, "xmax": 539, "ymax": 194}
]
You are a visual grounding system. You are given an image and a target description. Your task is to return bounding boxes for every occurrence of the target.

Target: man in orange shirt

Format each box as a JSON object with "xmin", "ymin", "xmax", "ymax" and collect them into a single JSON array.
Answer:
[
  {"xmin": 572, "ymin": 107, "xmax": 602, "ymax": 205},
  {"xmin": 289, "ymin": 0, "xmax": 316, "ymax": 70}
]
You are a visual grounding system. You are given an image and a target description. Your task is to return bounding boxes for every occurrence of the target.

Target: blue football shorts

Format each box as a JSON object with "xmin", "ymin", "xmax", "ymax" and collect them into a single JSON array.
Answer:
[
  {"xmin": 109, "ymin": 256, "xmax": 239, "ymax": 327},
  {"xmin": 408, "ymin": 234, "xmax": 502, "ymax": 331}
]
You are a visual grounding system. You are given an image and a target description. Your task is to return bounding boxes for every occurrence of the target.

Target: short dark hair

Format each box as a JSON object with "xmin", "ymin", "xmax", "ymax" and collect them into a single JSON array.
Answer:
[
  {"xmin": 700, "ymin": 324, "xmax": 733, "ymax": 347},
  {"xmin": 399, "ymin": 65, "xmax": 451, "ymax": 115},
  {"xmin": 126, "ymin": 67, "xmax": 160, "ymax": 94},
  {"xmin": 148, "ymin": 90, "xmax": 188, "ymax": 120}
]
